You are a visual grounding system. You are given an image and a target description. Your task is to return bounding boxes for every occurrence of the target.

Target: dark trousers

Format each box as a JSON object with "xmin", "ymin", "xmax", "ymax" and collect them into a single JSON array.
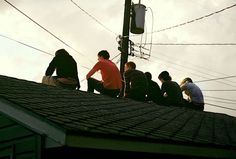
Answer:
[
  {"xmin": 125, "ymin": 90, "xmax": 146, "ymax": 102},
  {"xmin": 87, "ymin": 78, "xmax": 120, "ymax": 98},
  {"xmin": 183, "ymin": 99, "xmax": 204, "ymax": 111}
]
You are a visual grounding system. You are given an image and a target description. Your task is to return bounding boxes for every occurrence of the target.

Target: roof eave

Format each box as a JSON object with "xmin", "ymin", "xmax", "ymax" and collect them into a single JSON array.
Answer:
[{"xmin": 0, "ymin": 98, "xmax": 66, "ymax": 148}]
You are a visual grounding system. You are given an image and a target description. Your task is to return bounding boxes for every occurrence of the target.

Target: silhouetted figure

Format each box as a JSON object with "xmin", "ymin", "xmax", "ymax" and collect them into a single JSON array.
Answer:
[
  {"xmin": 42, "ymin": 49, "xmax": 80, "ymax": 90},
  {"xmin": 86, "ymin": 50, "xmax": 122, "ymax": 97},
  {"xmin": 158, "ymin": 71, "xmax": 183, "ymax": 106},
  {"xmin": 124, "ymin": 61, "xmax": 148, "ymax": 101},
  {"xmin": 180, "ymin": 77, "xmax": 204, "ymax": 111},
  {"xmin": 145, "ymin": 72, "xmax": 163, "ymax": 104}
]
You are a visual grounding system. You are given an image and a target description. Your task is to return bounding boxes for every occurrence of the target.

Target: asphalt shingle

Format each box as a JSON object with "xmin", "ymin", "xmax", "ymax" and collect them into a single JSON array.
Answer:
[{"xmin": 0, "ymin": 75, "xmax": 236, "ymax": 149}]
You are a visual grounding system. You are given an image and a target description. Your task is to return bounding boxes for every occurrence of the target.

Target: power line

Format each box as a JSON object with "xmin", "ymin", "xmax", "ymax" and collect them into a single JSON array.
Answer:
[
  {"xmin": 4, "ymin": 0, "xmax": 84, "ymax": 56},
  {"xmin": 0, "ymin": 33, "xmax": 91, "ymax": 74},
  {"xmin": 137, "ymin": 7, "xmax": 154, "ymax": 58},
  {"xmin": 202, "ymin": 90, "xmax": 236, "ymax": 92},
  {"xmin": 153, "ymin": 51, "xmax": 236, "ymax": 84},
  {"xmin": 150, "ymin": 55, "xmax": 236, "ymax": 88},
  {"xmin": 137, "ymin": 43, "xmax": 236, "ymax": 46},
  {"xmin": 206, "ymin": 102, "xmax": 236, "ymax": 111},
  {"xmin": 205, "ymin": 95, "xmax": 236, "ymax": 102},
  {"xmin": 147, "ymin": 50, "xmax": 236, "ymax": 87},
  {"xmin": 204, "ymin": 99, "xmax": 236, "ymax": 105},
  {"xmin": 151, "ymin": 3, "xmax": 236, "ymax": 34},
  {"xmin": 135, "ymin": 43, "xmax": 236, "ymax": 85},
  {"xmin": 0, "ymin": 34, "xmax": 53, "ymax": 56},
  {"xmin": 70, "ymin": 0, "xmax": 118, "ymax": 36},
  {"xmin": 195, "ymin": 75, "xmax": 236, "ymax": 83},
  {"xmin": 141, "ymin": 47, "xmax": 236, "ymax": 86},
  {"xmin": 111, "ymin": 53, "xmax": 121, "ymax": 61}
]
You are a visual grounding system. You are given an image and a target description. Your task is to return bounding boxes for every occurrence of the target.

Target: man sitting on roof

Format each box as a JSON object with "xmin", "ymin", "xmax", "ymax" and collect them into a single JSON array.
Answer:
[
  {"xmin": 145, "ymin": 72, "xmax": 163, "ymax": 104},
  {"xmin": 123, "ymin": 61, "xmax": 148, "ymax": 102},
  {"xmin": 180, "ymin": 77, "xmax": 204, "ymax": 111},
  {"xmin": 158, "ymin": 71, "xmax": 183, "ymax": 106},
  {"xmin": 86, "ymin": 50, "xmax": 122, "ymax": 98},
  {"xmin": 42, "ymin": 49, "xmax": 80, "ymax": 90}
]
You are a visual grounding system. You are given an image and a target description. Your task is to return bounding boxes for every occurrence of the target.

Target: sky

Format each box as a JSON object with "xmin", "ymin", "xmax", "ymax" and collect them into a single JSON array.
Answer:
[{"xmin": 0, "ymin": 0, "xmax": 236, "ymax": 117}]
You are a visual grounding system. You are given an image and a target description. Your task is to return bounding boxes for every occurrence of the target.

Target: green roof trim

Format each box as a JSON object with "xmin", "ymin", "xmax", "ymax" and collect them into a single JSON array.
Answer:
[{"xmin": 66, "ymin": 135, "xmax": 236, "ymax": 158}]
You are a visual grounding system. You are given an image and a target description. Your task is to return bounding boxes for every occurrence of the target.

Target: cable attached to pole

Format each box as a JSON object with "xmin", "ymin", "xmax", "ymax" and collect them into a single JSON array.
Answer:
[
  {"xmin": 195, "ymin": 75, "xmax": 236, "ymax": 83},
  {"xmin": 70, "ymin": 0, "xmax": 118, "ymax": 36},
  {"xmin": 4, "ymin": 0, "xmax": 84, "ymax": 56},
  {"xmin": 0, "ymin": 34, "xmax": 53, "ymax": 56}
]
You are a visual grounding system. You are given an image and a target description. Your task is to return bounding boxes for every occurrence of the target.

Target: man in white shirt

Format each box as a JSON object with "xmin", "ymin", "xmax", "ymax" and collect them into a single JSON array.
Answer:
[{"xmin": 180, "ymin": 77, "xmax": 204, "ymax": 111}]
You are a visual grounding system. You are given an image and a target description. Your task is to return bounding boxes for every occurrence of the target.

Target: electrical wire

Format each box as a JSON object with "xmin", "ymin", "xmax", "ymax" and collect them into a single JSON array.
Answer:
[
  {"xmin": 205, "ymin": 95, "xmax": 236, "ymax": 102},
  {"xmin": 147, "ymin": 7, "xmax": 154, "ymax": 57},
  {"xmin": 204, "ymin": 99, "xmax": 236, "ymax": 105},
  {"xmin": 143, "ymin": 48, "xmax": 236, "ymax": 86},
  {"xmin": 4, "ymin": 0, "xmax": 84, "ymax": 56},
  {"xmin": 70, "ymin": 0, "xmax": 118, "ymax": 36},
  {"xmin": 133, "ymin": 4, "xmax": 236, "ymax": 85},
  {"xmin": 0, "ymin": 34, "xmax": 53, "ymax": 56},
  {"xmin": 151, "ymin": 3, "xmax": 236, "ymax": 34},
  {"xmin": 137, "ymin": 43, "xmax": 236, "ymax": 46},
  {"xmin": 111, "ymin": 53, "xmax": 121, "ymax": 61},
  {"xmin": 134, "ymin": 54, "xmax": 223, "ymax": 85},
  {"xmin": 152, "ymin": 51, "xmax": 236, "ymax": 83},
  {"xmin": 206, "ymin": 103, "xmax": 236, "ymax": 111},
  {"xmin": 156, "ymin": 52, "xmax": 236, "ymax": 85},
  {"xmin": 202, "ymin": 90, "xmax": 236, "ymax": 92},
  {"xmin": 150, "ymin": 55, "xmax": 236, "ymax": 88},
  {"xmin": 139, "ymin": 25, "xmax": 148, "ymax": 52},
  {"xmin": 0, "ymin": 34, "xmax": 91, "ymax": 75},
  {"xmin": 195, "ymin": 75, "xmax": 236, "ymax": 83},
  {"xmin": 147, "ymin": 46, "xmax": 236, "ymax": 85}
]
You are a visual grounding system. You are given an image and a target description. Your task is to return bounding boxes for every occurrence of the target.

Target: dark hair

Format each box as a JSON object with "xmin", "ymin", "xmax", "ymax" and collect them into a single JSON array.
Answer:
[
  {"xmin": 158, "ymin": 71, "xmax": 172, "ymax": 81},
  {"xmin": 98, "ymin": 50, "xmax": 110, "ymax": 59},
  {"xmin": 184, "ymin": 77, "xmax": 193, "ymax": 83},
  {"xmin": 145, "ymin": 72, "xmax": 152, "ymax": 81},
  {"xmin": 125, "ymin": 61, "xmax": 136, "ymax": 69},
  {"xmin": 55, "ymin": 49, "xmax": 69, "ymax": 56}
]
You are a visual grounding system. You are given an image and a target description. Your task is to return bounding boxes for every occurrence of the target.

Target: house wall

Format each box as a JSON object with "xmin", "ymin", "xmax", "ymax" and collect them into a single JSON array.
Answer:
[
  {"xmin": 0, "ymin": 114, "xmax": 42, "ymax": 159},
  {"xmin": 44, "ymin": 147, "xmax": 217, "ymax": 159}
]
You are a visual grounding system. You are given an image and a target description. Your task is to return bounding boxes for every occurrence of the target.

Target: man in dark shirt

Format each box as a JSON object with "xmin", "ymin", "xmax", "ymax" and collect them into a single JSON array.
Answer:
[
  {"xmin": 43, "ymin": 49, "xmax": 80, "ymax": 89},
  {"xmin": 158, "ymin": 71, "xmax": 183, "ymax": 106},
  {"xmin": 124, "ymin": 61, "xmax": 148, "ymax": 101},
  {"xmin": 145, "ymin": 72, "xmax": 163, "ymax": 104}
]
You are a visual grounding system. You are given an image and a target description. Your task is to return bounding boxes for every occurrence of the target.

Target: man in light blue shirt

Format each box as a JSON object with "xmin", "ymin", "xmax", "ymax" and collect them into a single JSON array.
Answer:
[{"xmin": 180, "ymin": 77, "xmax": 204, "ymax": 111}]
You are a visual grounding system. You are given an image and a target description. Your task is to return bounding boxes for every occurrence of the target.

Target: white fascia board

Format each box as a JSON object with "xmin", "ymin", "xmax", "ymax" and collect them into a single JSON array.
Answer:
[{"xmin": 0, "ymin": 98, "xmax": 66, "ymax": 148}]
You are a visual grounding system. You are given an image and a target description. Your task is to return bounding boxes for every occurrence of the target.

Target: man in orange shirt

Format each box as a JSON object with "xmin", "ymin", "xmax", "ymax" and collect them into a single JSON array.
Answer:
[{"xmin": 86, "ymin": 50, "xmax": 122, "ymax": 97}]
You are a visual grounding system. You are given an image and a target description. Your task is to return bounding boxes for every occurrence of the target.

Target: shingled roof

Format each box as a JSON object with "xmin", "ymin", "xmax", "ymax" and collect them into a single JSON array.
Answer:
[{"xmin": 0, "ymin": 75, "xmax": 236, "ymax": 158}]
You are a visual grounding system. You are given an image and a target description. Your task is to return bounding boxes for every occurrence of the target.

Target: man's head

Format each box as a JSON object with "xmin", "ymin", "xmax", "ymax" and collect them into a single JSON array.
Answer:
[
  {"xmin": 97, "ymin": 50, "xmax": 110, "ymax": 60},
  {"xmin": 158, "ymin": 71, "xmax": 172, "ymax": 83},
  {"xmin": 55, "ymin": 49, "xmax": 69, "ymax": 56},
  {"xmin": 125, "ymin": 61, "xmax": 136, "ymax": 72},
  {"xmin": 180, "ymin": 77, "xmax": 193, "ymax": 85},
  {"xmin": 145, "ymin": 72, "xmax": 152, "ymax": 81}
]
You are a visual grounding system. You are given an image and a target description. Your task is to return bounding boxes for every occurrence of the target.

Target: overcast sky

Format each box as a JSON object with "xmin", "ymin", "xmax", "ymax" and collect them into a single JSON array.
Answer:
[{"xmin": 1, "ymin": 0, "xmax": 236, "ymax": 117}]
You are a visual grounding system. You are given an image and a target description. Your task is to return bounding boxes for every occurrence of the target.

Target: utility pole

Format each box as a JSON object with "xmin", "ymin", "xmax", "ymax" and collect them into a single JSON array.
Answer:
[{"xmin": 120, "ymin": 0, "xmax": 132, "ymax": 76}]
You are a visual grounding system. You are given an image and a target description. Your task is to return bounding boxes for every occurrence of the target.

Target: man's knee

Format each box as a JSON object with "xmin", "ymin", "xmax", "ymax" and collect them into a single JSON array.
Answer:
[{"xmin": 42, "ymin": 76, "xmax": 57, "ymax": 86}]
